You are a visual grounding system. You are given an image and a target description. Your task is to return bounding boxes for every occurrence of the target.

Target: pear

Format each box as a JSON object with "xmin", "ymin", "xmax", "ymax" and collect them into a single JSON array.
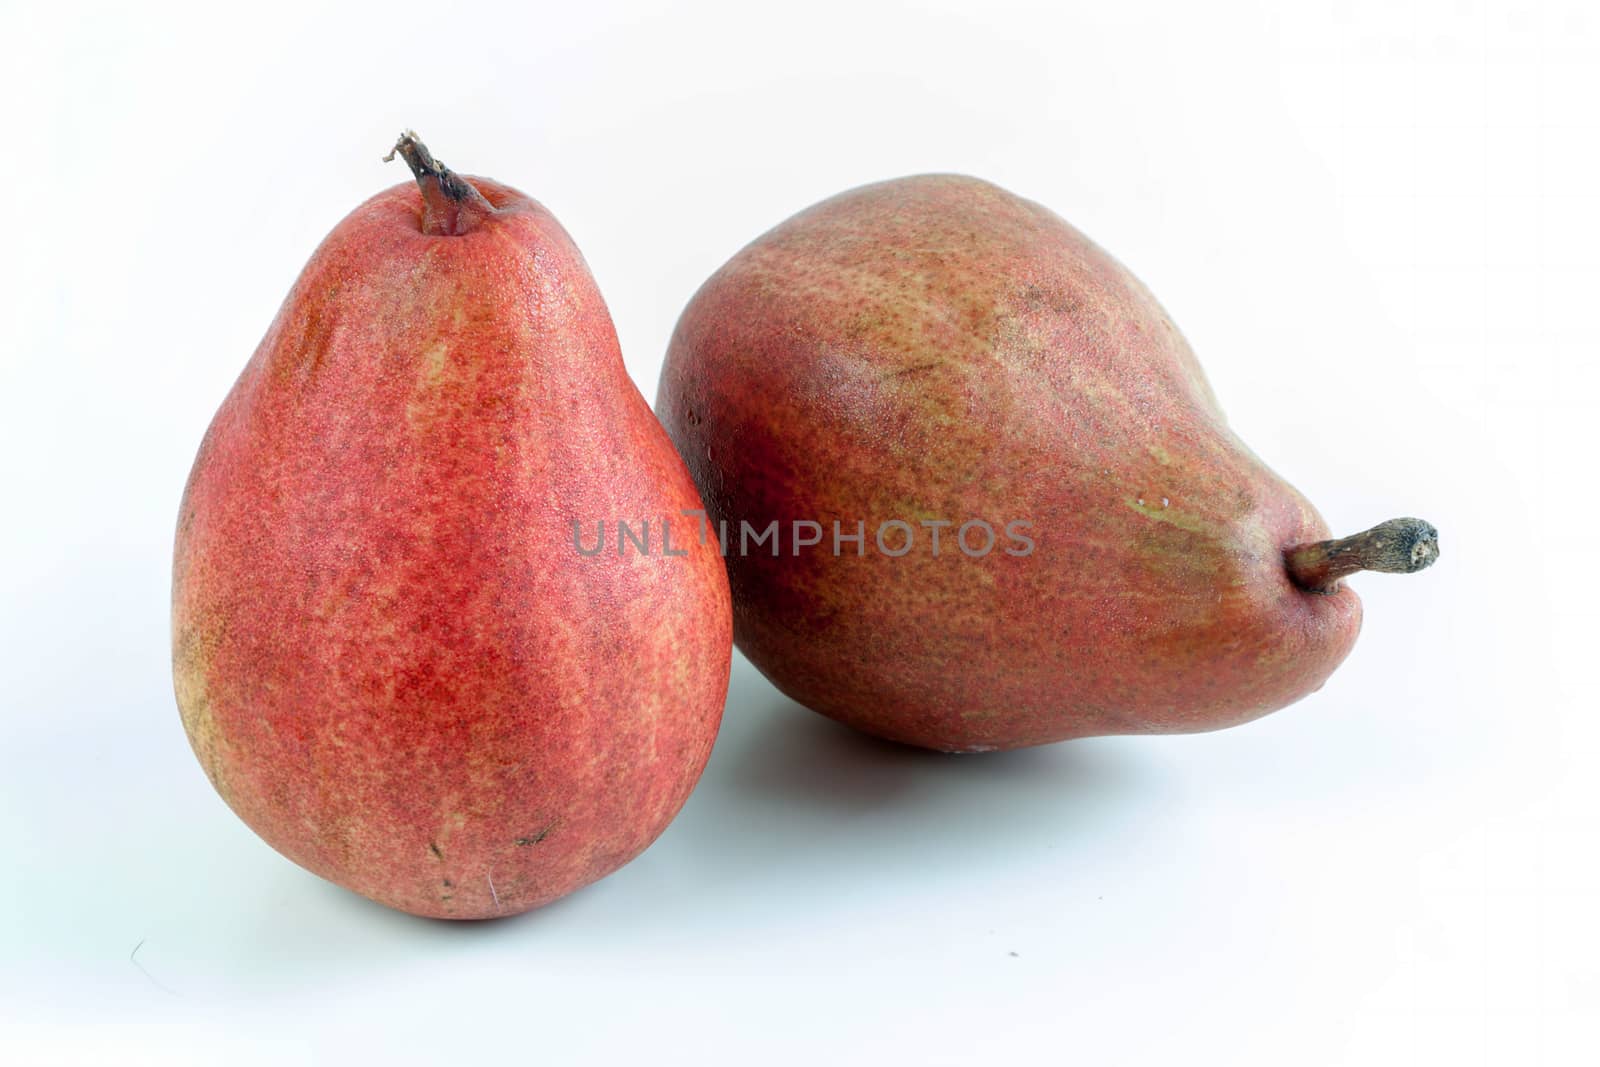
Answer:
[
  {"xmin": 173, "ymin": 134, "xmax": 732, "ymax": 917},
  {"xmin": 658, "ymin": 175, "xmax": 1435, "ymax": 752}
]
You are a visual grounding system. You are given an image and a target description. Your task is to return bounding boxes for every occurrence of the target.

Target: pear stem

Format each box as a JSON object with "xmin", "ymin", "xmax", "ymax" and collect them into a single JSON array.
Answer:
[
  {"xmin": 1285, "ymin": 517, "xmax": 1440, "ymax": 594},
  {"xmin": 383, "ymin": 130, "xmax": 495, "ymax": 236}
]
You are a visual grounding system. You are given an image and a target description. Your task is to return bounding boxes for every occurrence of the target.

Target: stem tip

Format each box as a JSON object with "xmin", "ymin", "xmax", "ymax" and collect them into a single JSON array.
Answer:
[
  {"xmin": 383, "ymin": 130, "xmax": 494, "ymax": 235},
  {"xmin": 1286, "ymin": 517, "xmax": 1440, "ymax": 593}
]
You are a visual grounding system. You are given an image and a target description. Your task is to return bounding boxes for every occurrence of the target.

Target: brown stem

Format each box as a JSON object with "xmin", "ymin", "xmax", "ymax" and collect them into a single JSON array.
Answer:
[
  {"xmin": 383, "ymin": 130, "xmax": 495, "ymax": 236},
  {"xmin": 1285, "ymin": 517, "xmax": 1440, "ymax": 594}
]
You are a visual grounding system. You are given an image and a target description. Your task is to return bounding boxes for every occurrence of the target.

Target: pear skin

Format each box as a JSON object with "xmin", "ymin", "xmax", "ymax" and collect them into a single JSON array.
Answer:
[
  {"xmin": 174, "ymin": 135, "xmax": 732, "ymax": 917},
  {"xmin": 658, "ymin": 175, "xmax": 1434, "ymax": 752}
]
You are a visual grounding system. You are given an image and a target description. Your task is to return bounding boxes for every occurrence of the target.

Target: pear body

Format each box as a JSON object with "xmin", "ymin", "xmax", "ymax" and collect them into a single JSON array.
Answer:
[
  {"xmin": 175, "ymin": 177, "xmax": 731, "ymax": 917},
  {"xmin": 658, "ymin": 175, "xmax": 1358, "ymax": 752}
]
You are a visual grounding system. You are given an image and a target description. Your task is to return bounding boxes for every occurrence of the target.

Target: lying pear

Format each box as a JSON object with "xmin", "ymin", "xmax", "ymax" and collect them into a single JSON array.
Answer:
[
  {"xmin": 174, "ymin": 134, "xmax": 731, "ymax": 917},
  {"xmin": 658, "ymin": 175, "xmax": 1436, "ymax": 752}
]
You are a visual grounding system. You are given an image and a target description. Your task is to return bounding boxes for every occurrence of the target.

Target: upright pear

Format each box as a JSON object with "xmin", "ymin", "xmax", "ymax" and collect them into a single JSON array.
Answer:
[
  {"xmin": 658, "ymin": 175, "xmax": 1435, "ymax": 752},
  {"xmin": 174, "ymin": 134, "xmax": 731, "ymax": 917}
]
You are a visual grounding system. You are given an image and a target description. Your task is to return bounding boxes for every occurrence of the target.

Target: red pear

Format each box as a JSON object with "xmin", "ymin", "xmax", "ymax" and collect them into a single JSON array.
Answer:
[
  {"xmin": 658, "ymin": 175, "xmax": 1436, "ymax": 752},
  {"xmin": 173, "ymin": 134, "xmax": 731, "ymax": 918}
]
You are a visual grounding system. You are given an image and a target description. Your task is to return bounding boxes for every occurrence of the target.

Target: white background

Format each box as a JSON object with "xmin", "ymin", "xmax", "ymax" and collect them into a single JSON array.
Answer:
[{"xmin": 2, "ymin": 1, "xmax": 1595, "ymax": 1063}]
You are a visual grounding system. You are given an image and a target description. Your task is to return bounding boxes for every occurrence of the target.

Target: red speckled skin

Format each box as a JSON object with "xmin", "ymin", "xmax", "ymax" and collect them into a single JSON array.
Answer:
[
  {"xmin": 174, "ymin": 177, "xmax": 731, "ymax": 918},
  {"xmin": 659, "ymin": 175, "xmax": 1360, "ymax": 752}
]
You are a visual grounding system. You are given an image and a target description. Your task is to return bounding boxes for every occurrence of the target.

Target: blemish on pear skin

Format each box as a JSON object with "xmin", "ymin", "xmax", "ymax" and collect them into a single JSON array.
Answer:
[
  {"xmin": 419, "ymin": 339, "xmax": 450, "ymax": 385},
  {"xmin": 881, "ymin": 360, "xmax": 945, "ymax": 381},
  {"xmin": 173, "ymin": 625, "xmax": 232, "ymax": 804},
  {"xmin": 514, "ymin": 822, "xmax": 557, "ymax": 847},
  {"xmin": 1124, "ymin": 495, "xmax": 1209, "ymax": 535}
]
